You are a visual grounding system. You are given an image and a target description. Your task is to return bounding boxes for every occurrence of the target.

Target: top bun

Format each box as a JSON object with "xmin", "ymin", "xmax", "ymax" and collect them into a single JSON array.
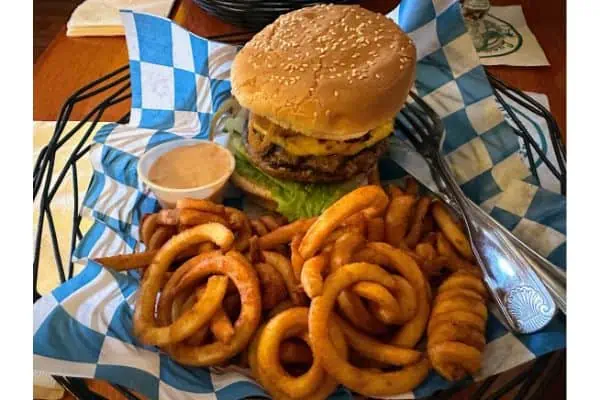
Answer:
[{"xmin": 231, "ymin": 4, "xmax": 416, "ymax": 140}]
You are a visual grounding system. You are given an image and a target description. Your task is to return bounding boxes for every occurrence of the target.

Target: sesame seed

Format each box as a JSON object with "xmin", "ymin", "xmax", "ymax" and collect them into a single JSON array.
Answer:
[
  {"xmin": 325, "ymin": 110, "xmax": 331, "ymax": 117},
  {"xmin": 334, "ymin": 90, "xmax": 339, "ymax": 97},
  {"xmin": 376, "ymin": 73, "xmax": 381, "ymax": 79}
]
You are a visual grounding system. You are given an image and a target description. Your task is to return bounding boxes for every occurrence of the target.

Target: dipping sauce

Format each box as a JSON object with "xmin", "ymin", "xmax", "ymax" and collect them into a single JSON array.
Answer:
[{"xmin": 148, "ymin": 143, "xmax": 233, "ymax": 189}]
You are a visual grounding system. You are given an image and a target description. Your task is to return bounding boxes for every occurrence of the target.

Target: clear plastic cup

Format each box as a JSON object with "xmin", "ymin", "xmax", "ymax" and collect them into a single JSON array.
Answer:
[{"xmin": 137, "ymin": 138, "xmax": 235, "ymax": 209}]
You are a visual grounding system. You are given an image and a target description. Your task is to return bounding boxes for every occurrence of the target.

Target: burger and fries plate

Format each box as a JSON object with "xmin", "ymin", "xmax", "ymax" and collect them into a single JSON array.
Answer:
[
  {"xmin": 106, "ymin": 5, "xmax": 514, "ymax": 397},
  {"xmin": 33, "ymin": 3, "xmax": 565, "ymax": 400}
]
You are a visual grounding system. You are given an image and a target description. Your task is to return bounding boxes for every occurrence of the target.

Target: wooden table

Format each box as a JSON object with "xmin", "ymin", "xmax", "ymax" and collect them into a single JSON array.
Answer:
[{"xmin": 33, "ymin": 0, "xmax": 566, "ymax": 399}]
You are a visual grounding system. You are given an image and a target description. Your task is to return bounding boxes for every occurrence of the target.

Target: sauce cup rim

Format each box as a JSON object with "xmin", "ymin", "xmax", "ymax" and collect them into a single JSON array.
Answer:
[{"xmin": 137, "ymin": 138, "xmax": 235, "ymax": 193}]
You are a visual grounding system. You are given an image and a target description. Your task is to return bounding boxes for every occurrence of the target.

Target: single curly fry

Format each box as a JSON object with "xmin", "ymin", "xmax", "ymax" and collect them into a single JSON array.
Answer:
[
  {"xmin": 299, "ymin": 186, "xmax": 388, "ymax": 259},
  {"xmin": 301, "ymin": 255, "xmax": 329, "ymax": 298},
  {"xmin": 290, "ymin": 234, "xmax": 305, "ymax": 281},
  {"xmin": 431, "ymin": 202, "xmax": 475, "ymax": 262},
  {"xmin": 257, "ymin": 307, "xmax": 325, "ymax": 398},
  {"xmin": 429, "ymin": 341, "xmax": 482, "ymax": 381},
  {"xmin": 259, "ymin": 218, "xmax": 317, "ymax": 250},
  {"xmin": 148, "ymin": 226, "xmax": 175, "ymax": 250},
  {"xmin": 176, "ymin": 198, "xmax": 225, "ymax": 215},
  {"xmin": 384, "ymin": 194, "xmax": 417, "ymax": 247},
  {"xmin": 140, "ymin": 213, "xmax": 160, "ymax": 245}
]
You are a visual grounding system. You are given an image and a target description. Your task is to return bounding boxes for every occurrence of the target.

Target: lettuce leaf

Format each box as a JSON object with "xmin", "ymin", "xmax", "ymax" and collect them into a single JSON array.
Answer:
[{"xmin": 229, "ymin": 133, "xmax": 359, "ymax": 220}]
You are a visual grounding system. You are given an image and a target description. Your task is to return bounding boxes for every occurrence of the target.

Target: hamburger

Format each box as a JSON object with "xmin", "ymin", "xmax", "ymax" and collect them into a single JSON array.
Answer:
[{"xmin": 228, "ymin": 4, "xmax": 416, "ymax": 220}]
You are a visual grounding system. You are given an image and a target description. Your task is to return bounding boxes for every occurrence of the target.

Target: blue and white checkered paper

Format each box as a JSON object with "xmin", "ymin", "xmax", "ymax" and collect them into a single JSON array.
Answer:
[{"xmin": 33, "ymin": 2, "xmax": 566, "ymax": 399}]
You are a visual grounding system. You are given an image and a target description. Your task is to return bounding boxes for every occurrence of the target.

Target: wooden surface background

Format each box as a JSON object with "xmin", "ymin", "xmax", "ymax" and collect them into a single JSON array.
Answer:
[
  {"xmin": 33, "ymin": 0, "xmax": 566, "ymax": 399},
  {"xmin": 33, "ymin": 0, "xmax": 81, "ymax": 61}
]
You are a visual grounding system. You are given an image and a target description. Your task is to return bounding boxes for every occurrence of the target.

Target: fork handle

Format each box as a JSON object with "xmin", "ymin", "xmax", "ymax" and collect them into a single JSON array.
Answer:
[
  {"xmin": 432, "ymin": 154, "xmax": 557, "ymax": 333},
  {"xmin": 432, "ymin": 173, "xmax": 566, "ymax": 314}
]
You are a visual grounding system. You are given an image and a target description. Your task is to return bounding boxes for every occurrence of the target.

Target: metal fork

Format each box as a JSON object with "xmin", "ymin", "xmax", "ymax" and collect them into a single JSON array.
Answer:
[{"xmin": 396, "ymin": 92, "xmax": 562, "ymax": 334}]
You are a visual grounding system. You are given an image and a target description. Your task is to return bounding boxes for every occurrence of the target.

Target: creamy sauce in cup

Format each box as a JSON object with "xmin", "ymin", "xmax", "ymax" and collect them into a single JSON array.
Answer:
[{"xmin": 148, "ymin": 142, "xmax": 232, "ymax": 189}]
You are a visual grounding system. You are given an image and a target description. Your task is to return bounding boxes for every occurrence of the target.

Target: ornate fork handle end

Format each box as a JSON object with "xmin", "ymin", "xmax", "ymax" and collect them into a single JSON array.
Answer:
[{"xmin": 503, "ymin": 285, "xmax": 556, "ymax": 333}]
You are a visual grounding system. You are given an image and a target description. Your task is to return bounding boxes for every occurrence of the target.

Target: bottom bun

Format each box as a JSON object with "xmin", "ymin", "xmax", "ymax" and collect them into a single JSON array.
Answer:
[
  {"xmin": 230, "ymin": 172, "xmax": 278, "ymax": 210},
  {"xmin": 245, "ymin": 193, "xmax": 279, "ymax": 212}
]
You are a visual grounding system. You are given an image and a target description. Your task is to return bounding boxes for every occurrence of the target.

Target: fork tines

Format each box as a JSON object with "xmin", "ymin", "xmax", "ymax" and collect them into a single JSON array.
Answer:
[{"xmin": 395, "ymin": 92, "xmax": 443, "ymax": 151}]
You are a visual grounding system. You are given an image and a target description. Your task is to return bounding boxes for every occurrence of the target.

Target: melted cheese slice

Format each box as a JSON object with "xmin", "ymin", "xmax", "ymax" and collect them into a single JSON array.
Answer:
[{"xmin": 251, "ymin": 116, "xmax": 394, "ymax": 156}]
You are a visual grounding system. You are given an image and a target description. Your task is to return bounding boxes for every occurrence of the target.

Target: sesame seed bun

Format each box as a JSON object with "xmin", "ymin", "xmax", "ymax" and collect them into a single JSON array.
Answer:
[{"xmin": 231, "ymin": 4, "xmax": 416, "ymax": 140}]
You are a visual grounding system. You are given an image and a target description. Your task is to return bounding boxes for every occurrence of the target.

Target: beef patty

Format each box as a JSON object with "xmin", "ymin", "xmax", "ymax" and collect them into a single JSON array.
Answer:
[{"xmin": 244, "ymin": 125, "xmax": 388, "ymax": 183}]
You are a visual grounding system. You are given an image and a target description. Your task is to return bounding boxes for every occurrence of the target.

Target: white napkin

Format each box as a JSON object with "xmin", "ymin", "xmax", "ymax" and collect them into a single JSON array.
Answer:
[
  {"xmin": 66, "ymin": 0, "xmax": 176, "ymax": 37},
  {"xmin": 468, "ymin": 5, "xmax": 549, "ymax": 66}
]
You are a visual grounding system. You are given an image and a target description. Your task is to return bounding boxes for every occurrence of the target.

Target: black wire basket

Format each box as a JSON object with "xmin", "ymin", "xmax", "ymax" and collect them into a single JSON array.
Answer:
[
  {"xmin": 192, "ymin": 0, "xmax": 358, "ymax": 30},
  {"xmin": 33, "ymin": 30, "xmax": 565, "ymax": 400}
]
